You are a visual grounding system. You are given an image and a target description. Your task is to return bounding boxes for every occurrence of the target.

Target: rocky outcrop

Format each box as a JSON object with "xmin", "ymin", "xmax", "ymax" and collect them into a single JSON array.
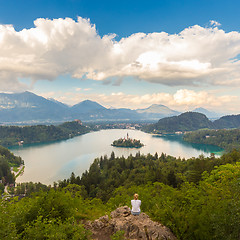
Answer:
[{"xmin": 85, "ymin": 206, "xmax": 177, "ymax": 240}]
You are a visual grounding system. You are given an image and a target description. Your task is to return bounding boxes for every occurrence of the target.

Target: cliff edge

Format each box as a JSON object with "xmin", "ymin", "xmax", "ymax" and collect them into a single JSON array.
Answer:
[{"xmin": 85, "ymin": 206, "xmax": 177, "ymax": 240}]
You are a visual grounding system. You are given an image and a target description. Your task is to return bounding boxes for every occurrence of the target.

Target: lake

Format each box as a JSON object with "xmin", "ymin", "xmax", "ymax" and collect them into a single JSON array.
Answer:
[{"xmin": 10, "ymin": 129, "xmax": 223, "ymax": 185}]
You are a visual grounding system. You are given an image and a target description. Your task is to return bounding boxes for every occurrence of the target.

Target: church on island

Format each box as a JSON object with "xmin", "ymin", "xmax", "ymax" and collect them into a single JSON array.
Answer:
[{"xmin": 111, "ymin": 133, "xmax": 144, "ymax": 148}]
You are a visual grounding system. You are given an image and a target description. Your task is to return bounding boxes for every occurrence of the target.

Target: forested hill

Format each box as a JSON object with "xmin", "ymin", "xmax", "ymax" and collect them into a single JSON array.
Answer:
[
  {"xmin": 142, "ymin": 112, "xmax": 215, "ymax": 133},
  {"xmin": 0, "ymin": 120, "xmax": 91, "ymax": 147},
  {"xmin": 56, "ymin": 150, "xmax": 240, "ymax": 239},
  {"xmin": 6, "ymin": 150, "xmax": 240, "ymax": 239},
  {"xmin": 214, "ymin": 114, "xmax": 240, "ymax": 129},
  {"xmin": 57, "ymin": 150, "xmax": 240, "ymax": 201},
  {"xmin": 142, "ymin": 112, "xmax": 240, "ymax": 133}
]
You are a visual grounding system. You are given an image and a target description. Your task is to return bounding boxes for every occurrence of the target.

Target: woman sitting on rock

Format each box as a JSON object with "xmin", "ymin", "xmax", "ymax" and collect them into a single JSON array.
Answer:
[{"xmin": 131, "ymin": 193, "xmax": 141, "ymax": 215}]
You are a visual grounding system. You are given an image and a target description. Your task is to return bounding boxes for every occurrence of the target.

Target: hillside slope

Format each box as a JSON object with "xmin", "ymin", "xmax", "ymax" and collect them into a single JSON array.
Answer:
[
  {"xmin": 214, "ymin": 114, "xmax": 240, "ymax": 129},
  {"xmin": 143, "ymin": 112, "xmax": 215, "ymax": 133},
  {"xmin": 0, "ymin": 91, "xmax": 72, "ymax": 123}
]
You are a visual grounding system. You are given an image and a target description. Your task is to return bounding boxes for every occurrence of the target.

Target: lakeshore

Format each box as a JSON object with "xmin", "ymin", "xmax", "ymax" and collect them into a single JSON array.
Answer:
[{"xmin": 11, "ymin": 129, "xmax": 223, "ymax": 185}]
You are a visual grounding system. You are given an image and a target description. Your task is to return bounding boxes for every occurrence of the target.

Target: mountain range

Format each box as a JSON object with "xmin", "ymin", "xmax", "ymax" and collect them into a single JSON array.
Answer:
[
  {"xmin": 0, "ymin": 91, "xmax": 181, "ymax": 124},
  {"xmin": 0, "ymin": 91, "xmax": 228, "ymax": 124}
]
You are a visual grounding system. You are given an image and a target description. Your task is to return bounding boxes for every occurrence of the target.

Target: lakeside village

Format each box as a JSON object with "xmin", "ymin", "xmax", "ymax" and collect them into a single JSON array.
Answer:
[
  {"xmin": 112, "ymin": 133, "xmax": 144, "ymax": 148},
  {"xmin": 94, "ymin": 122, "xmax": 142, "ymax": 130}
]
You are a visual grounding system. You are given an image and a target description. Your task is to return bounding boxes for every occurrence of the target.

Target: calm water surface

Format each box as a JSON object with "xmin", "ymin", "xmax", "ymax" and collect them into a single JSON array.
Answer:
[{"xmin": 10, "ymin": 129, "xmax": 223, "ymax": 185}]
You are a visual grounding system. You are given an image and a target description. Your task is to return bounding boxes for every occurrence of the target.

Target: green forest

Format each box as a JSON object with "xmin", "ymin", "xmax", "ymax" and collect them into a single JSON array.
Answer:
[
  {"xmin": 1, "ymin": 150, "xmax": 240, "ymax": 239},
  {"xmin": 0, "ymin": 121, "xmax": 91, "ymax": 147},
  {"xmin": 183, "ymin": 129, "xmax": 240, "ymax": 151},
  {"xmin": 142, "ymin": 112, "xmax": 215, "ymax": 133},
  {"xmin": 142, "ymin": 112, "xmax": 240, "ymax": 134}
]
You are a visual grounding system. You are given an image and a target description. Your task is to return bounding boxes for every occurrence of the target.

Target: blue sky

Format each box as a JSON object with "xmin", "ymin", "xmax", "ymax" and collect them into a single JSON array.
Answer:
[
  {"xmin": 1, "ymin": 0, "xmax": 239, "ymax": 35},
  {"xmin": 0, "ymin": 0, "xmax": 240, "ymax": 113}
]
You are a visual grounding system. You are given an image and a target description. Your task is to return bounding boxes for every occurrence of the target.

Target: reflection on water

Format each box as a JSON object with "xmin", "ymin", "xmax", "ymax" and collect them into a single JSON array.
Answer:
[
  {"xmin": 10, "ymin": 129, "xmax": 224, "ymax": 185},
  {"xmin": 153, "ymin": 134, "xmax": 223, "ymax": 155}
]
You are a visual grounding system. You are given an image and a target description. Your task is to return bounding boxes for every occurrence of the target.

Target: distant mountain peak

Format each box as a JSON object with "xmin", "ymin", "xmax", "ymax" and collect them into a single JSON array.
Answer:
[
  {"xmin": 81, "ymin": 99, "xmax": 96, "ymax": 103},
  {"xmin": 23, "ymin": 90, "xmax": 33, "ymax": 94},
  {"xmin": 149, "ymin": 103, "xmax": 166, "ymax": 107},
  {"xmin": 137, "ymin": 104, "xmax": 180, "ymax": 116},
  {"xmin": 193, "ymin": 107, "xmax": 211, "ymax": 112},
  {"xmin": 192, "ymin": 107, "xmax": 221, "ymax": 119},
  {"xmin": 74, "ymin": 99, "xmax": 105, "ymax": 107},
  {"xmin": 71, "ymin": 99, "xmax": 106, "ymax": 114},
  {"xmin": 146, "ymin": 104, "xmax": 171, "ymax": 110}
]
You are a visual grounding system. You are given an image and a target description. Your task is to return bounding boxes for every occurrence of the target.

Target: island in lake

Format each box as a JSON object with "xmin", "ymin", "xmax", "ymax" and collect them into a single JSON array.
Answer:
[{"xmin": 112, "ymin": 133, "xmax": 144, "ymax": 148}]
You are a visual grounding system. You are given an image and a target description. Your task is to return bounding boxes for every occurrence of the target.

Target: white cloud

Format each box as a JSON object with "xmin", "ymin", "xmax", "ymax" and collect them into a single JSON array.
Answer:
[
  {"xmin": 51, "ymin": 89, "xmax": 239, "ymax": 113},
  {"xmin": 1, "ymin": 18, "xmax": 240, "ymax": 91},
  {"xmin": 210, "ymin": 20, "xmax": 221, "ymax": 27}
]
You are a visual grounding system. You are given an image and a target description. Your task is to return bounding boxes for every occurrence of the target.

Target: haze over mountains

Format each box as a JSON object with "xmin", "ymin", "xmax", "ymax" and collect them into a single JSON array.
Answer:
[
  {"xmin": 192, "ymin": 107, "xmax": 221, "ymax": 119},
  {"xmin": 0, "ymin": 91, "xmax": 180, "ymax": 124},
  {"xmin": 136, "ymin": 104, "xmax": 180, "ymax": 119},
  {"xmin": 0, "ymin": 91, "xmax": 225, "ymax": 124}
]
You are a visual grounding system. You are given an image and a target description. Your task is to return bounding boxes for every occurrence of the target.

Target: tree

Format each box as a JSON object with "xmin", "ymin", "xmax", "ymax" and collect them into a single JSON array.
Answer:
[
  {"xmin": 70, "ymin": 172, "xmax": 76, "ymax": 184},
  {"xmin": 110, "ymin": 151, "xmax": 115, "ymax": 160},
  {"xmin": 167, "ymin": 170, "xmax": 177, "ymax": 188}
]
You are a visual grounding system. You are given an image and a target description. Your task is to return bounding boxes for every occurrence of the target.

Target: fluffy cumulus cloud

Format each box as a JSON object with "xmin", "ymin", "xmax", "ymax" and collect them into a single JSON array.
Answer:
[{"xmin": 1, "ymin": 17, "xmax": 240, "ymax": 91}]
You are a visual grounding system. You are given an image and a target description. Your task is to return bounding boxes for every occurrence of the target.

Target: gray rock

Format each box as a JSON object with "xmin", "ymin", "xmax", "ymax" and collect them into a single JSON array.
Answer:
[{"xmin": 85, "ymin": 206, "xmax": 177, "ymax": 240}]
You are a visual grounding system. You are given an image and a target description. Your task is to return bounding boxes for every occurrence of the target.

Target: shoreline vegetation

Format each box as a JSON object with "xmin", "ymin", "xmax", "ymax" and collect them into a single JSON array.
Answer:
[
  {"xmin": 0, "ymin": 120, "xmax": 91, "ymax": 148},
  {"xmin": 183, "ymin": 129, "xmax": 240, "ymax": 152},
  {"xmin": 0, "ymin": 118, "xmax": 239, "ymax": 152},
  {"xmin": 0, "ymin": 146, "xmax": 24, "ymax": 194},
  {"xmin": 146, "ymin": 129, "xmax": 240, "ymax": 152},
  {"xmin": 111, "ymin": 134, "xmax": 144, "ymax": 148}
]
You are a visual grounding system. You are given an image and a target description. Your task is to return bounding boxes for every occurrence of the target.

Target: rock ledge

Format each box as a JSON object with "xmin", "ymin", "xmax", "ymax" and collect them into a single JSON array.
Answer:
[{"xmin": 85, "ymin": 206, "xmax": 177, "ymax": 240}]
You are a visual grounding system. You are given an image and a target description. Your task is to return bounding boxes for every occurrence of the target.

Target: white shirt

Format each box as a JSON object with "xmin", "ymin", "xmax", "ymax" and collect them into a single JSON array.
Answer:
[{"xmin": 131, "ymin": 199, "xmax": 141, "ymax": 212}]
